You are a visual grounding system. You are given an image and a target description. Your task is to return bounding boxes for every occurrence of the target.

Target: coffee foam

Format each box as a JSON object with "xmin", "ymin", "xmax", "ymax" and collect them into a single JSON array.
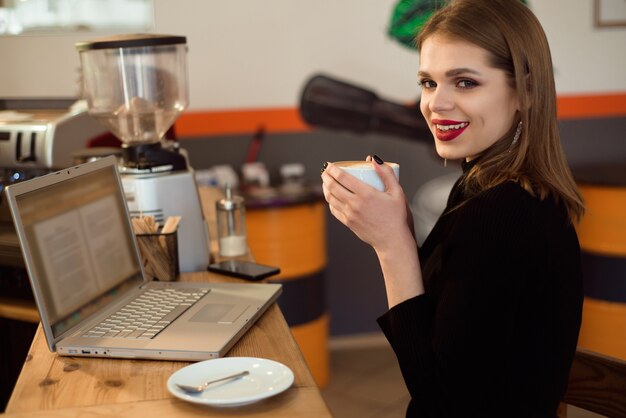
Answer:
[
  {"xmin": 335, "ymin": 161, "xmax": 372, "ymax": 169},
  {"xmin": 335, "ymin": 161, "xmax": 399, "ymax": 170}
]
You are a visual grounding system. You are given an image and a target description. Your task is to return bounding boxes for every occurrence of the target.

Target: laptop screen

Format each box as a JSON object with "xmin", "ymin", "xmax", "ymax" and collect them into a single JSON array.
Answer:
[{"xmin": 12, "ymin": 160, "xmax": 143, "ymax": 337}]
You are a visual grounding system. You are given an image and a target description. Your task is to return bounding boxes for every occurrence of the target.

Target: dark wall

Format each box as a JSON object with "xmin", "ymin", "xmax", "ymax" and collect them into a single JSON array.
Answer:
[
  {"xmin": 560, "ymin": 117, "xmax": 626, "ymax": 167},
  {"xmin": 179, "ymin": 115, "xmax": 626, "ymax": 336}
]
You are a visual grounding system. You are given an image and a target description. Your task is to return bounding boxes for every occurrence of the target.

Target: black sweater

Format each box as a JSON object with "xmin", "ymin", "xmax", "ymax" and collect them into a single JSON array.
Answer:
[{"xmin": 377, "ymin": 166, "xmax": 583, "ymax": 418}]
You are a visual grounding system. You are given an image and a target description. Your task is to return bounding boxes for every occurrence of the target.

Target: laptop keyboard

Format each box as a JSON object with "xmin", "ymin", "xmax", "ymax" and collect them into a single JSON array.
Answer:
[{"xmin": 82, "ymin": 288, "xmax": 209, "ymax": 340}]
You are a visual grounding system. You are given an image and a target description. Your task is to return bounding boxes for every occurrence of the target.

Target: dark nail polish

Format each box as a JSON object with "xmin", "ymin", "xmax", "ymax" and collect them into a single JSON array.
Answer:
[
  {"xmin": 323, "ymin": 162, "xmax": 328, "ymax": 169},
  {"xmin": 321, "ymin": 162, "xmax": 328, "ymax": 174},
  {"xmin": 373, "ymin": 154, "xmax": 384, "ymax": 165}
]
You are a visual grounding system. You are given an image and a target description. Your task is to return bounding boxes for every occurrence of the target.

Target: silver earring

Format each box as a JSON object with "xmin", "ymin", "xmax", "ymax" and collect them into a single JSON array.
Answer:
[
  {"xmin": 511, "ymin": 121, "xmax": 522, "ymax": 146},
  {"xmin": 444, "ymin": 158, "xmax": 447, "ymax": 168}
]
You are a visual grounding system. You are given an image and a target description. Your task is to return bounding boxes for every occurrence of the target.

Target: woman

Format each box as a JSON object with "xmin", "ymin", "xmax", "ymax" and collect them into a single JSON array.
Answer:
[{"xmin": 321, "ymin": 0, "xmax": 584, "ymax": 416}]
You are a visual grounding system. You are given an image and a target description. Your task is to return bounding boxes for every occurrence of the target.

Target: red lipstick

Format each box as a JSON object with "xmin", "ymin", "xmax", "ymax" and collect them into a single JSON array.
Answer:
[{"xmin": 431, "ymin": 119, "xmax": 469, "ymax": 142}]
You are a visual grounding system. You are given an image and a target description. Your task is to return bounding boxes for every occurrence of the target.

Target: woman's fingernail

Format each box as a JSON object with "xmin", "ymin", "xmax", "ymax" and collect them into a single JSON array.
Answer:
[
  {"xmin": 373, "ymin": 154, "xmax": 384, "ymax": 165},
  {"xmin": 321, "ymin": 161, "xmax": 328, "ymax": 174}
]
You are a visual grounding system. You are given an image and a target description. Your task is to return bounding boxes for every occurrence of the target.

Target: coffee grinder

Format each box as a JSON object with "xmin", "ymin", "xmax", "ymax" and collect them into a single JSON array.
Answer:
[{"xmin": 76, "ymin": 34, "xmax": 210, "ymax": 272}]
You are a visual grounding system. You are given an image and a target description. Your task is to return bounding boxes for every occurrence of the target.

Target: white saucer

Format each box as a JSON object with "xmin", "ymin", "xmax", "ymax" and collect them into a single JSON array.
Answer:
[{"xmin": 167, "ymin": 357, "xmax": 294, "ymax": 407}]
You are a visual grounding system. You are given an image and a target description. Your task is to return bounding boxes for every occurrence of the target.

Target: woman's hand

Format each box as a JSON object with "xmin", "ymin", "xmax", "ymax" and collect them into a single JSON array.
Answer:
[
  {"xmin": 321, "ymin": 156, "xmax": 424, "ymax": 306},
  {"xmin": 320, "ymin": 157, "xmax": 413, "ymax": 253}
]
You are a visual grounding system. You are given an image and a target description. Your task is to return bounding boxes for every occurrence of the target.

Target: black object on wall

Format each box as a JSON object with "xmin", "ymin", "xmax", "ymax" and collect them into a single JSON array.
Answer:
[{"xmin": 299, "ymin": 74, "xmax": 431, "ymax": 142}]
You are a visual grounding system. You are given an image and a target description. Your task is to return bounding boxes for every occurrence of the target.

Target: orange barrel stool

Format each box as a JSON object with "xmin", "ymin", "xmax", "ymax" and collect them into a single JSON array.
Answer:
[
  {"xmin": 244, "ymin": 188, "xmax": 329, "ymax": 387},
  {"xmin": 574, "ymin": 164, "xmax": 626, "ymax": 360}
]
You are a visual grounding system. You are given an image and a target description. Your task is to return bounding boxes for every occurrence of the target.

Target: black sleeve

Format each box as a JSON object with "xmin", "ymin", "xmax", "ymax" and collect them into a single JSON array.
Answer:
[{"xmin": 377, "ymin": 183, "xmax": 577, "ymax": 417}]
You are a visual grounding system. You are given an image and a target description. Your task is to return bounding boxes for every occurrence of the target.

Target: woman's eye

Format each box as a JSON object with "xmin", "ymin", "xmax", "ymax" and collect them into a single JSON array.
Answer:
[
  {"xmin": 418, "ymin": 79, "xmax": 436, "ymax": 89},
  {"xmin": 457, "ymin": 79, "xmax": 478, "ymax": 89}
]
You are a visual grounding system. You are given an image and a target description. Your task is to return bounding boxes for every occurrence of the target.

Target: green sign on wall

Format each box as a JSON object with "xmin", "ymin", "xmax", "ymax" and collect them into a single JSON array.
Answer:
[{"xmin": 388, "ymin": 0, "xmax": 528, "ymax": 50}]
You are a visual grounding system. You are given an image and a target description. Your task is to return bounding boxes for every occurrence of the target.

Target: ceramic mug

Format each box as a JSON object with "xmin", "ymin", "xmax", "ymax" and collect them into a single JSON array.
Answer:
[{"xmin": 334, "ymin": 161, "xmax": 400, "ymax": 191}]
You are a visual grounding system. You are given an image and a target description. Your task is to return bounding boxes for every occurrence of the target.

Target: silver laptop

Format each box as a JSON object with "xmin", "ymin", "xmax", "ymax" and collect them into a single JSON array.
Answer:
[{"xmin": 4, "ymin": 155, "xmax": 281, "ymax": 361}]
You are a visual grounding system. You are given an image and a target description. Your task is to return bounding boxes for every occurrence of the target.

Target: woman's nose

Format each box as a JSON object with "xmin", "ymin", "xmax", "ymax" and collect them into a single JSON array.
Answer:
[{"xmin": 429, "ymin": 87, "xmax": 454, "ymax": 112}]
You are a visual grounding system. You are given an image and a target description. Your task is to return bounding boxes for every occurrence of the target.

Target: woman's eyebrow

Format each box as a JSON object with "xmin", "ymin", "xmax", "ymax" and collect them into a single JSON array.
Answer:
[
  {"xmin": 418, "ymin": 68, "xmax": 483, "ymax": 78},
  {"xmin": 446, "ymin": 68, "xmax": 482, "ymax": 77}
]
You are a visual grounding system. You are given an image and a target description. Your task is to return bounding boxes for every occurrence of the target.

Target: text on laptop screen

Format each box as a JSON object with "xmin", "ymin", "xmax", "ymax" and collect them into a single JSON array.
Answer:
[{"xmin": 16, "ymin": 164, "xmax": 143, "ymax": 335}]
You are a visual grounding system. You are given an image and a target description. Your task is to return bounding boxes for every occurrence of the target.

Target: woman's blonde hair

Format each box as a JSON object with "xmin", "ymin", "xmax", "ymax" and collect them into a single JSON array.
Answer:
[{"xmin": 416, "ymin": 0, "xmax": 584, "ymax": 223}]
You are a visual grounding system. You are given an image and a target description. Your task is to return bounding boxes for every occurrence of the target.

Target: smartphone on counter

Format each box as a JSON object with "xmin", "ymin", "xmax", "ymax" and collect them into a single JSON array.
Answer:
[{"xmin": 207, "ymin": 260, "xmax": 281, "ymax": 281}]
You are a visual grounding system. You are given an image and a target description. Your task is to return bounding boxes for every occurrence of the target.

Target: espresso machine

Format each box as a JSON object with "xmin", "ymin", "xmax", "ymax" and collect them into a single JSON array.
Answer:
[
  {"xmin": 76, "ymin": 34, "xmax": 210, "ymax": 272},
  {"xmin": 0, "ymin": 99, "xmax": 107, "ymax": 300}
]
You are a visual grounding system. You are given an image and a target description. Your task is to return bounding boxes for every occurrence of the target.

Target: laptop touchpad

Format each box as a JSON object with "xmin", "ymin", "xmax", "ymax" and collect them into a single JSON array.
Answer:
[{"xmin": 189, "ymin": 304, "xmax": 249, "ymax": 324}]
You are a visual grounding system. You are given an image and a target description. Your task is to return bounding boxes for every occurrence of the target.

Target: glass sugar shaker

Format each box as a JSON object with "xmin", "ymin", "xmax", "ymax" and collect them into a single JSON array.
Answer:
[{"xmin": 216, "ymin": 184, "xmax": 248, "ymax": 257}]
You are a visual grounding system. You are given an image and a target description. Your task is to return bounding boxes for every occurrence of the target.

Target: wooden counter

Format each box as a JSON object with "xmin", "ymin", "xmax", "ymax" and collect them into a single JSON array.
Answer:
[{"xmin": 3, "ymin": 270, "xmax": 332, "ymax": 417}]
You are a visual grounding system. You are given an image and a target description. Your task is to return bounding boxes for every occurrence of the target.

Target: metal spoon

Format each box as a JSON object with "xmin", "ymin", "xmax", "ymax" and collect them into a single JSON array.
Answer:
[{"xmin": 176, "ymin": 370, "xmax": 250, "ymax": 394}]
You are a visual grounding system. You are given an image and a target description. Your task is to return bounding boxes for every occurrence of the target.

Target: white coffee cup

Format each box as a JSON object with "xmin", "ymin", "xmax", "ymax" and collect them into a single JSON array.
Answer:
[{"xmin": 335, "ymin": 161, "xmax": 400, "ymax": 191}]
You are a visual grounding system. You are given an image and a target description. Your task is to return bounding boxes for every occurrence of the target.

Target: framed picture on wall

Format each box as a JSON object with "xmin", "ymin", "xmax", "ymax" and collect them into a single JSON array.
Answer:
[{"xmin": 594, "ymin": 0, "xmax": 626, "ymax": 27}]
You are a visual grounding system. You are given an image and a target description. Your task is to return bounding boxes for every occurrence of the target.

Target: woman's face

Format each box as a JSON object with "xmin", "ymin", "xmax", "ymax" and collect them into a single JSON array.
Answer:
[{"xmin": 419, "ymin": 35, "xmax": 520, "ymax": 162}]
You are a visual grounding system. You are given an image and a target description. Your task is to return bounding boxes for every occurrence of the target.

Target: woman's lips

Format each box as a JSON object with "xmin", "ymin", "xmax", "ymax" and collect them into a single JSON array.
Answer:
[{"xmin": 431, "ymin": 120, "xmax": 469, "ymax": 142}]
